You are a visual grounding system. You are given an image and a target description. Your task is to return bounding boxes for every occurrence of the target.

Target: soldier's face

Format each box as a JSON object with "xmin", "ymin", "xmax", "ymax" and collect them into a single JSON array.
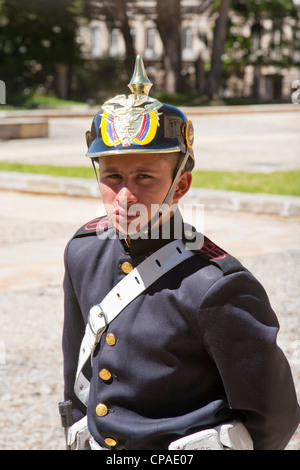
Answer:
[{"xmin": 98, "ymin": 153, "xmax": 191, "ymax": 236}]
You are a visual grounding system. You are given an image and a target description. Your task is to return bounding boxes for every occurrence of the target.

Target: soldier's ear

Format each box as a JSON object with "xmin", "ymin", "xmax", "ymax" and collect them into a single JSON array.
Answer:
[
  {"xmin": 173, "ymin": 171, "xmax": 192, "ymax": 202},
  {"xmin": 85, "ymin": 130, "xmax": 92, "ymax": 149}
]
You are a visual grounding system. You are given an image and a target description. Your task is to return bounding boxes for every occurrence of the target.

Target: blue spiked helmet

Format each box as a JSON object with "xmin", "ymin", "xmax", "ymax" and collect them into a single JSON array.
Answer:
[
  {"xmin": 85, "ymin": 56, "xmax": 195, "ymax": 170},
  {"xmin": 85, "ymin": 56, "xmax": 195, "ymax": 237}
]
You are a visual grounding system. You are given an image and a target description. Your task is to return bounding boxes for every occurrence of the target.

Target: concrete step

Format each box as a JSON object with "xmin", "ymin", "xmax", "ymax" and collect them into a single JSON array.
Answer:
[{"xmin": 0, "ymin": 118, "xmax": 48, "ymax": 139}]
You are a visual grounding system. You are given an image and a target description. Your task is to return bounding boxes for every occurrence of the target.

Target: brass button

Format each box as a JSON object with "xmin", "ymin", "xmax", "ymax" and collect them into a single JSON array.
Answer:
[
  {"xmin": 106, "ymin": 333, "xmax": 116, "ymax": 346},
  {"xmin": 99, "ymin": 368, "xmax": 112, "ymax": 381},
  {"xmin": 105, "ymin": 437, "xmax": 117, "ymax": 447},
  {"xmin": 121, "ymin": 261, "xmax": 133, "ymax": 274},
  {"xmin": 95, "ymin": 403, "xmax": 108, "ymax": 417}
]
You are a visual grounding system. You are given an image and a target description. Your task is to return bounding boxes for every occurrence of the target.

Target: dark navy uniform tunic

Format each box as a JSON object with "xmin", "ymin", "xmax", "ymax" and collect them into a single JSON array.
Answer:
[{"xmin": 62, "ymin": 213, "xmax": 300, "ymax": 450}]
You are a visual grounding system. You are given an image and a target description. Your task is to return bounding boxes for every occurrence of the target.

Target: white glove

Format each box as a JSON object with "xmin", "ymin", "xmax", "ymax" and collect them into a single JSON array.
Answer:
[
  {"xmin": 168, "ymin": 420, "xmax": 253, "ymax": 450},
  {"xmin": 67, "ymin": 416, "xmax": 91, "ymax": 450}
]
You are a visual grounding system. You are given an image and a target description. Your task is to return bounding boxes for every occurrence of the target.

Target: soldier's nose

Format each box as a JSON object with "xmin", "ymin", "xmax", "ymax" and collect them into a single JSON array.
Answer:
[{"xmin": 116, "ymin": 187, "xmax": 137, "ymax": 206}]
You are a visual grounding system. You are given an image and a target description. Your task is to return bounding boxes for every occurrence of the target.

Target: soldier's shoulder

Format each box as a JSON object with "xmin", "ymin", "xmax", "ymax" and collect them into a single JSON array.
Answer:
[
  {"xmin": 183, "ymin": 225, "xmax": 244, "ymax": 276},
  {"xmin": 71, "ymin": 215, "xmax": 113, "ymax": 239},
  {"xmin": 196, "ymin": 236, "xmax": 244, "ymax": 275}
]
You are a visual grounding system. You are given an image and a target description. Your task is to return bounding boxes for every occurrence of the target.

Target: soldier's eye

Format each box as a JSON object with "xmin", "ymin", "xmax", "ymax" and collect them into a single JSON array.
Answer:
[
  {"xmin": 137, "ymin": 174, "xmax": 151, "ymax": 180},
  {"xmin": 102, "ymin": 174, "xmax": 122, "ymax": 183}
]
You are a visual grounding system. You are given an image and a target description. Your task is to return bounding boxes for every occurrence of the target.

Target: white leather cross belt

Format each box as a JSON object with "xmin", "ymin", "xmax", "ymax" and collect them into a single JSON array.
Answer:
[{"xmin": 74, "ymin": 239, "xmax": 195, "ymax": 406}]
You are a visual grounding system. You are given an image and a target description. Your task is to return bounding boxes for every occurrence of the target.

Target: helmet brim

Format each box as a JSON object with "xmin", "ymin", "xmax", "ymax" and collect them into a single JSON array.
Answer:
[{"xmin": 86, "ymin": 138, "xmax": 185, "ymax": 158}]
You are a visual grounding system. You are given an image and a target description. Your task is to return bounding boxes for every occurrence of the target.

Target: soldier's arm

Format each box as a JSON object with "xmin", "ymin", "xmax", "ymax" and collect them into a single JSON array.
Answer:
[
  {"xmin": 197, "ymin": 269, "xmax": 300, "ymax": 450},
  {"xmin": 62, "ymin": 241, "xmax": 88, "ymax": 423}
]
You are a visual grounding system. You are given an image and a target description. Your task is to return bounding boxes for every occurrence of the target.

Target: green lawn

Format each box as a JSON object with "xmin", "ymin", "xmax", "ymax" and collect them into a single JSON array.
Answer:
[
  {"xmin": 0, "ymin": 94, "xmax": 88, "ymax": 110},
  {"xmin": 0, "ymin": 162, "xmax": 95, "ymax": 179},
  {"xmin": 0, "ymin": 161, "xmax": 299, "ymax": 197},
  {"xmin": 191, "ymin": 170, "xmax": 300, "ymax": 197}
]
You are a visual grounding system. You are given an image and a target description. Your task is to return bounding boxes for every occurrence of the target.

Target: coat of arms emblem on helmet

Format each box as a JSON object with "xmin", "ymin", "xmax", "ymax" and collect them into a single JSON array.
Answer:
[{"xmin": 100, "ymin": 94, "xmax": 163, "ymax": 148}]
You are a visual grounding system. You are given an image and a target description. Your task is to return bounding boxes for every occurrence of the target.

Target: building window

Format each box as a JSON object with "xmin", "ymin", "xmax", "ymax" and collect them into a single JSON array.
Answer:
[
  {"xmin": 111, "ymin": 28, "xmax": 120, "ymax": 57},
  {"xmin": 182, "ymin": 27, "xmax": 193, "ymax": 51},
  {"xmin": 91, "ymin": 27, "xmax": 102, "ymax": 56},
  {"xmin": 111, "ymin": 28, "xmax": 119, "ymax": 47},
  {"xmin": 146, "ymin": 27, "xmax": 156, "ymax": 51},
  {"xmin": 130, "ymin": 28, "xmax": 136, "ymax": 49}
]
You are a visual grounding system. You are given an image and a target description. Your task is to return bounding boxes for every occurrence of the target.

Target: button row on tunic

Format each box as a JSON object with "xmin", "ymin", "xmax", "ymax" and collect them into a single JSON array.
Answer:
[
  {"xmin": 95, "ymin": 325, "xmax": 120, "ymax": 447},
  {"xmin": 95, "ymin": 404, "xmax": 117, "ymax": 447}
]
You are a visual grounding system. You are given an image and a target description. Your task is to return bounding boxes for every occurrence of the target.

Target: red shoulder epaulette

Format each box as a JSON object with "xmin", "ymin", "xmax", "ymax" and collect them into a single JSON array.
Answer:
[
  {"xmin": 72, "ymin": 215, "xmax": 113, "ymax": 238},
  {"xmin": 195, "ymin": 235, "xmax": 244, "ymax": 275},
  {"xmin": 182, "ymin": 224, "xmax": 244, "ymax": 275}
]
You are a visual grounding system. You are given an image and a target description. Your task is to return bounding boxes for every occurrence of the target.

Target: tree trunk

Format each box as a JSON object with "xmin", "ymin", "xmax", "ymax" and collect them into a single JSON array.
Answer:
[
  {"xmin": 54, "ymin": 63, "xmax": 68, "ymax": 100},
  {"xmin": 116, "ymin": 0, "xmax": 136, "ymax": 74},
  {"xmin": 85, "ymin": 0, "xmax": 136, "ymax": 77},
  {"xmin": 207, "ymin": 0, "xmax": 232, "ymax": 99},
  {"xmin": 156, "ymin": 0, "xmax": 183, "ymax": 93},
  {"xmin": 0, "ymin": 80, "xmax": 6, "ymax": 104}
]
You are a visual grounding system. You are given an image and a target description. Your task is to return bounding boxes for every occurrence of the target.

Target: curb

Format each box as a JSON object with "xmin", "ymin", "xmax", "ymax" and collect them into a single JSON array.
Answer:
[
  {"xmin": 1, "ymin": 171, "xmax": 300, "ymax": 217},
  {"xmin": 180, "ymin": 103, "xmax": 300, "ymax": 115},
  {"xmin": 183, "ymin": 188, "xmax": 300, "ymax": 217},
  {"xmin": 0, "ymin": 117, "xmax": 48, "ymax": 139},
  {"xmin": 0, "ymin": 171, "xmax": 100, "ymax": 198}
]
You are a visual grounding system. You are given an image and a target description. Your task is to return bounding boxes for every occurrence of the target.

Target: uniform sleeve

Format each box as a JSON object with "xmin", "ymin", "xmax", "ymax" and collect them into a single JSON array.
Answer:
[
  {"xmin": 62, "ymin": 240, "xmax": 88, "ymax": 422},
  {"xmin": 197, "ymin": 269, "xmax": 300, "ymax": 450}
]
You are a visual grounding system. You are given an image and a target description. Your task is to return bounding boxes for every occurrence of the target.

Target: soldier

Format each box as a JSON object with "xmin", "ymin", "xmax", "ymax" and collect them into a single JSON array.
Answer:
[{"xmin": 61, "ymin": 56, "xmax": 300, "ymax": 450}]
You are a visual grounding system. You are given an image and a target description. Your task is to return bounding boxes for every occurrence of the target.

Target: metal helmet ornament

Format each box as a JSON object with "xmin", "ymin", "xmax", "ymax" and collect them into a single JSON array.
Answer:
[{"xmin": 85, "ymin": 55, "xmax": 194, "ymax": 170}]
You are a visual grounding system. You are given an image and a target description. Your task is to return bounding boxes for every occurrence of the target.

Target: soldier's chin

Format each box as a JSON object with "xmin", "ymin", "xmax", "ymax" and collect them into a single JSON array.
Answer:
[
  {"xmin": 117, "ymin": 216, "xmax": 155, "ymax": 239},
  {"xmin": 114, "ymin": 219, "xmax": 139, "ymax": 238}
]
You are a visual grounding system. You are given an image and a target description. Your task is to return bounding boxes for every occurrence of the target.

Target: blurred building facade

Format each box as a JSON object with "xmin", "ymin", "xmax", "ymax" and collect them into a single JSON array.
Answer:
[{"xmin": 78, "ymin": 0, "xmax": 300, "ymax": 101}]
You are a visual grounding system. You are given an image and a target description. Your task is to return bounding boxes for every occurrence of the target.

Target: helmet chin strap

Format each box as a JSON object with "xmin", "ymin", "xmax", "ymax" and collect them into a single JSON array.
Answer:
[
  {"xmin": 138, "ymin": 151, "xmax": 190, "ymax": 238},
  {"xmin": 91, "ymin": 152, "xmax": 190, "ymax": 240}
]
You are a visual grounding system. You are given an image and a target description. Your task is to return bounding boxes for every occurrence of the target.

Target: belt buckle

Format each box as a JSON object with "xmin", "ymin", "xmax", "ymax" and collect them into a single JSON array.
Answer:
[{"xmin": 88, "ymin": 304, "xmax": 107, "ymax": 341}]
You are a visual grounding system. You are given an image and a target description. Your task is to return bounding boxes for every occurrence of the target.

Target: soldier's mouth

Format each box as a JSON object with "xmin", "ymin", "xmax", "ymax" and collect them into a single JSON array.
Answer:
[{"xmin": 114, "ymin": 209, "xmax": 141, "ymax": 223}]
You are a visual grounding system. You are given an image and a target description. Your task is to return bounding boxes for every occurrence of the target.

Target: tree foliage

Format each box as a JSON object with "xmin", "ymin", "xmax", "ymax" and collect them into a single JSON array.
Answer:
[
  {"xmin": 0, "ymin": 0, "xmax": 298, "ymax": 102},
  {"xmin": 82, "ymin": 0, "xmax": 136, "ymax": 74},
  {"xmin": 0, "ymin": 0, "xmax": 82, "ymax": 100},
  {"xmin": 206, "ymin": 0, "xmax": 298, "ymax": 98}
]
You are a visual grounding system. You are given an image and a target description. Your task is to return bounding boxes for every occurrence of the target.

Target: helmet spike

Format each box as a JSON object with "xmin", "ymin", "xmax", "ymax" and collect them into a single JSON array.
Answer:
[{"xmin": 128, "ymin": 55, "xmax": 153, "ymax": 97}]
